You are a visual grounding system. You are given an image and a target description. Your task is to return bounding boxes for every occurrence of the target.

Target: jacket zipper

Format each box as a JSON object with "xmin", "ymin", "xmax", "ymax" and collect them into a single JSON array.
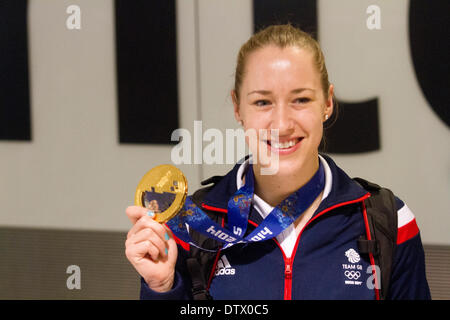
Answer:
[
  {"xmin": 278, "ymin": 193, "xmax": 371, "ymax": 300},
  {"xmin": 284, "ymin": 257, "xmax": 293, "ymax": 299}
]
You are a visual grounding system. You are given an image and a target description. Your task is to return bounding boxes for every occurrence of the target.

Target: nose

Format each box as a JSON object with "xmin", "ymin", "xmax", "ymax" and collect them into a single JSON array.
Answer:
[{"xmin": 271, "ymin": 103, "xmax": 294, "ymax": 136}]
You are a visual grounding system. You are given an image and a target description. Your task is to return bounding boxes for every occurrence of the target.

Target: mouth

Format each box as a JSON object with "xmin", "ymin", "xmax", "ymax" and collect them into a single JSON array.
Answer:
[{"xmin": 265, "ymin": 137, "xmax": 303, "ymax": 154}]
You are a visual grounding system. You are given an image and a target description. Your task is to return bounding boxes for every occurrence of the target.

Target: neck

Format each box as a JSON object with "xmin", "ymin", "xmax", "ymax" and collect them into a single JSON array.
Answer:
[{"xmin": 252, "ymin": 156, "xmax": 320, "ymax": 207}]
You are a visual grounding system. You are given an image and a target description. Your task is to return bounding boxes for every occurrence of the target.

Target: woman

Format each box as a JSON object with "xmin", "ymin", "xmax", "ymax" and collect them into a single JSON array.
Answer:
[
  {"xmin": 145, "ymin": 199, "xmax": 161, "ymax": 214},
  {"xmin": 125, "ymin": 24, "xmax": 430, "ymax": 300}
]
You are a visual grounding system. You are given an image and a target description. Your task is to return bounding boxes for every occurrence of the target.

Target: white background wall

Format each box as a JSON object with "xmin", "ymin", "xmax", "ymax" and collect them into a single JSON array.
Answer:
[{"xmin": 0, "ymin": 0, "xmax": 448, "ymax": 245}]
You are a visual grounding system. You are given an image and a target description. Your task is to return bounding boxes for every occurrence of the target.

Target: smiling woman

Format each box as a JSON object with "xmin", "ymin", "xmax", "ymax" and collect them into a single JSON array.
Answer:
[
  {"xmin": 125, "ymin": 24, "xmax": 431, "ymax": 300},
  {"xmin": 228, "ymin": 25, "xmax": 337, "ymax": 209}
]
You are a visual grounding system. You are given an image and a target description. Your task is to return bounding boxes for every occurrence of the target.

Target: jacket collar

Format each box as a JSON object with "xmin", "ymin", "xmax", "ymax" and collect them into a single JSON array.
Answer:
[{"xmin": 201, "ymin": 153, "xmax": 369, "ymax": 214}]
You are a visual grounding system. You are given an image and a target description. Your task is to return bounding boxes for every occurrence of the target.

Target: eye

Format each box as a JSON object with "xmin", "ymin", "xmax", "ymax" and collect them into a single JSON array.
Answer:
[
  {"xmin": 254, "ymin": 99, "xmax": 271, "ymax": 107},
  {"xmin": 293, "ymin": 97, "xmax": 311, "ymax": 104}
]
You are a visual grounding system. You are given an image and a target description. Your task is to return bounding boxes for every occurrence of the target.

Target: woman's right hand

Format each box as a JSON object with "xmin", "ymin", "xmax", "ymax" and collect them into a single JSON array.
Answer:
[{"xmin": 125, "ymin": 206, "xmax": 178, "ymax": 292}]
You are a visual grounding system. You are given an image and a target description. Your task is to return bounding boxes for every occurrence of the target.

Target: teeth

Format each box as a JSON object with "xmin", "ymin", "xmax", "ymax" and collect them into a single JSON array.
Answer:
[{"xmin": 271, "ymin": 139, "xmax": 298, "ymax": 149}]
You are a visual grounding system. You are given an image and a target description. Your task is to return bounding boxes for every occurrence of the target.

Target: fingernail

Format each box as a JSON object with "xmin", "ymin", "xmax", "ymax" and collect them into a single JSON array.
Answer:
[
  {"xmin": 147, "ymin": 210, "xmax": 155, "ymax": 218},
  {"xmin": 165, "ymin": 248, "xmax": 168, "ymax": 255},
  {"xmin": 164, "ymin": 233, "xmax": 170, "ymax": 241}
]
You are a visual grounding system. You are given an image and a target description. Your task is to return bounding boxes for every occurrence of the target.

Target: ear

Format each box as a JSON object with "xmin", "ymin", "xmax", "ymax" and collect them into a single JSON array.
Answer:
[
  {"xmin": 231, "ymin": 90, "xmax": 241, "ymax": 122},
  {"xmin": 325, "ymin": 84, "xmax": 334, "ymax": 118}
]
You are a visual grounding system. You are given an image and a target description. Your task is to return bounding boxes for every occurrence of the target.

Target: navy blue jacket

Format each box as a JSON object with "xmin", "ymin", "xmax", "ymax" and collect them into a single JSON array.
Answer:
[{"xmin": 140, "ymin": 155, "xmax": 431, "ymax": 300}]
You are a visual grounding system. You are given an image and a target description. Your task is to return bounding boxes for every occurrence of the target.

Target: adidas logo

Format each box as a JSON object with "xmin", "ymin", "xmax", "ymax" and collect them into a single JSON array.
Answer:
[{"xmin": 215, "ymin": 255, "xmax": 235, "ymax": 276}]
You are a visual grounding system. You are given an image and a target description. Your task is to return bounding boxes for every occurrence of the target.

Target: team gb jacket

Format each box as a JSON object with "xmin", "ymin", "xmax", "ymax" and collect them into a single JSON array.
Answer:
[{"xmin": 139, "ymin": 154, "xmax": 431, "ymax": 300}]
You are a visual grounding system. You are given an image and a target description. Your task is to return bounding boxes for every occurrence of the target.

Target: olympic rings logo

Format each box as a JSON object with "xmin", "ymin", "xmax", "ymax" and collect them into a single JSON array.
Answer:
[{"xmin": 344, "ymin": 270, "xmax": 361, "ymax": 280}]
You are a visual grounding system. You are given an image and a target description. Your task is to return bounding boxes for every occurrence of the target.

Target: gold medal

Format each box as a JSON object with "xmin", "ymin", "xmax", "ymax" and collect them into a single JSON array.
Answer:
[{"xmin": 134, "ymin": 164, "xmax": 188, "ymax": 223}]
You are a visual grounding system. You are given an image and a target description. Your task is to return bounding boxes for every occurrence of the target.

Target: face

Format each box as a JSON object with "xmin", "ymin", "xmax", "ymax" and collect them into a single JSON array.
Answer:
[
  {"xmin": 148, "ymin": 200, "xmax": 160, "ymax": 212},
  {"xmin": 232, "ymin": 45, "xmax": 333, "ymax": 177}
]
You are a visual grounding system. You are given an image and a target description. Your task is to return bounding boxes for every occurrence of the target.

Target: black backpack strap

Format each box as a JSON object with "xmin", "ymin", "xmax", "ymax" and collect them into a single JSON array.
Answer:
[
  {"xmin": 185, "ymin": 176, "xmax": 225, "ymax": 300},
  {"xmin": 354, "ymin": 177, "xmax": 397, "ymax": 300},
  {"xmin": 200, "ymin": 175, "xmax": 224, "ymax": 186},
  {"xmin": 186, "ymin": 257, "xmax": 212, "ymax": 300}
]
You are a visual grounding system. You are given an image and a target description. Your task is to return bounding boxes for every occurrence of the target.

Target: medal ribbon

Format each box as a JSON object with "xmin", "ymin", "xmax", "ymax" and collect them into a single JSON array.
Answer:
[{"xmin": 166, "ymin": 160, "xmax": 325, "ymax": 251}]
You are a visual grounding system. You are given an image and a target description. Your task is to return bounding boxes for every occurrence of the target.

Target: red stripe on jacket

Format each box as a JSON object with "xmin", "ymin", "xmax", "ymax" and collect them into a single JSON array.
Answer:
[{"xmin": 397, "ymin": 219, "xmax": 419, "ymax": 245}]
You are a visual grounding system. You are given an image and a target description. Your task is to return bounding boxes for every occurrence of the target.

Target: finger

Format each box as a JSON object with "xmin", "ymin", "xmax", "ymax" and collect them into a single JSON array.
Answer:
[
  {"xmin": 127, "ymin": 215, "xmax": 168, "ymax": 242},
  {"xmin": 131, "ymin": 239, "xmax": 161, "ymax": 262},
  {"xmin": 128, "ymin": 228, "xmax": 167, "ymax": 257},
  {"xmin": 126, "ymin": 240, "xmax": 151, "ymax": 262},
  {"xmin": 126, "ymin": 206, "xmax": 151, "ymax": 225},
  {"xmin": 127, "ymin": 215, "xmax": 166, "ymax": 240},
  {"xmin": 160, "ymin": 226, "xmax": 178, "ymax": 263},
  {"xmin": 165, "ymin": 230, "xmax": 178, "ymax": 265},
  {"xmin": 127, "ymin": 215, "xmax": 162, "ymax": 238}
]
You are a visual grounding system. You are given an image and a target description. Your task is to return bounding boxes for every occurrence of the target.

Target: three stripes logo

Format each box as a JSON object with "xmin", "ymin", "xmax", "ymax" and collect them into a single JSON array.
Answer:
[{"xmin": 215, "ymin": 255, "xmax": 235, "ymax": 276}]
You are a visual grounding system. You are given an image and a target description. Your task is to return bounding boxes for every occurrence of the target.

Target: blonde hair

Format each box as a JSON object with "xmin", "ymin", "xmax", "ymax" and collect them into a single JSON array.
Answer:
[{"xmin": 233, "ymin": 24, "xmax": 331, "ymax": 103}]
